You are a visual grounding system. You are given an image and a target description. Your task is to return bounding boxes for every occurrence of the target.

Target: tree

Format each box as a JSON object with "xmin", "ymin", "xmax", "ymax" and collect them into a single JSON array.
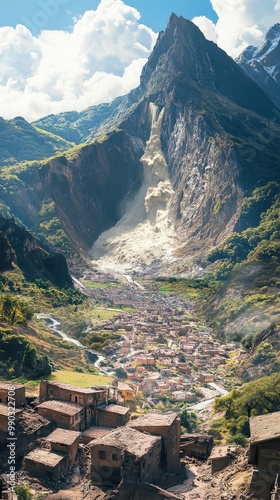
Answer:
[
  {"xmin": 14, "ymin": 485, "xmax": 33, "ymax": 500},
  {"xmin": 179, "ymin": 405, "xmax": 197, "ymax": 432},
  {"xmin": 212, "ymin": 373, "xmax": 280, "ymax": 439},
  {"xmin": 114, "ymin": 367, "xmax": 127, "ymax": 380}
]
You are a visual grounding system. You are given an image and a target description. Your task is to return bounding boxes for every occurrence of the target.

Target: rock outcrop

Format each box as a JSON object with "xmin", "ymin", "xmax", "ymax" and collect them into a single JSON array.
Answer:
[
  {"xmin": 0, "ymin": 215, "xmax": 72, "ymax": 286},
  {"xmin": 237, "ymin": 24, "xmax": 280, "ymax": 111}
]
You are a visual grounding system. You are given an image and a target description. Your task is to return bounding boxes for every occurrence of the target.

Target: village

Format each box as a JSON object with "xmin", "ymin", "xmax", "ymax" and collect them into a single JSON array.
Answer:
[
  {"xmin": 80, "ymin": 270, "xmax": 238, "ymax": 408},
  {"xmin": 0, "ymin": 272, "xmax": 279, "ymax": 499},
  {"xmin": 0, "ymin": 378, "xmax": 279, "ymax": 499}
]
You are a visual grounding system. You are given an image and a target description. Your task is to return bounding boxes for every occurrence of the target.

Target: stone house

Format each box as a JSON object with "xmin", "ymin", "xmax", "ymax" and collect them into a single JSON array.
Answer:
[
  {"xmin": 46, "ymin": 428, "xmax": 80, "ymax": 464},
  {"xmin": 176, "ymin": 363, "xmax": 192, "ymax": 374},
  {"xmin": 127, "ymin": 412, "xmax": 181, "ymax": 473},
  {"xmin": 37, "ymin": 400, "xmax": 85, "ymax": 431},
  {"xmin": 249, "ymin": 411, "xmax": 280, "ymax": 499},
  {"xmin": 180, "ymin": 433, "xmax": 213, "ymax": 460},
  {"xmin": 117, "ymin": 382, "xmax": 134, "ymax": 401},
  {"xmin": 97, "ymin": 404, "xmax": 130, "ymax": 428},
  {"xmin": 209, "ymin": 445, "xmax": 236, "ymax": 474},
  {"xmin": 90, "ymin": 426, "xmax": 162, "ymax": 487},
  {"xmin": 39, "ymin": 380, "xmax": 107, "ymax": 428},
  {"xmin": 81, "ymin": 426, "xmax": 113, "ymax": 445},
  {"xmin": 0, "ymin": 383, "xmax": 25, "ymax": 407},
  {"xmin": 199, "ymin": 373, "xmax": 214, "ymax": 383},
  {"xmin": 24, "ymin": 448, "xmax": 68, "ymax": 482},
  {"xmin": 0, "ymin": 404, "xmax": 22, "ymax": 432}
]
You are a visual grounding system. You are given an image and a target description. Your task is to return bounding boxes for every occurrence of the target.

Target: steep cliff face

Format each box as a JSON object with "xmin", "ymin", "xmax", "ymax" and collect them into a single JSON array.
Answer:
[
  {"xmin": 237, "ymin": 24, "xmax": 280, "ymax": 111},
  {"xmin": 0, "ymin": 232, "xmax": 14, "ymax": 271},
  {"xmin": 135, "ymin": 16, "xmax": 280, "ymax": 255},
  {"xmin": 0, "ymin": 215, "xmax": 72, "ymax": 286},
  {"xmin": 2, "ymin": 15, "xmax": 280, "ymax": 267},
  {"xmin": 36, "ymin": 122, "xmax": 149, "ymax": 252},
  {"xmin": 88, "ymin": 15, "xmax": 280, "ymax": 264}
]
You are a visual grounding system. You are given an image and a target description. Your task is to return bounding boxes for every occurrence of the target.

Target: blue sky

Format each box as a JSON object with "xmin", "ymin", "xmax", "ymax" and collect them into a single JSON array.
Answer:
[
  {"xmin": 1, "ymin": 0, "xmax": 218, "ymax": 34},
  {"xmin": 0, "ymin": 0, "xmax": 279, "ymax": 121}
]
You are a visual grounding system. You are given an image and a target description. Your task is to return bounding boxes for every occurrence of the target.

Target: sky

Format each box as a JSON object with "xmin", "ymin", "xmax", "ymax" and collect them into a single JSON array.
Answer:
[{"xmin": 0, "ymin": 0, "xmax": 279, "ymax": 122}]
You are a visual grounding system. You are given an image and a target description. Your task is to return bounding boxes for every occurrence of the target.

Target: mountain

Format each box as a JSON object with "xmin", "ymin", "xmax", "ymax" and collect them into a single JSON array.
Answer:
[
  {"xmin": 1, "ymin": 15, "xmax": 280, "ymax": 267},
  {"xmin": 0, "ymin": 116, "xmax": 74, "ymax": 167},
  {"xmin": 33, "ymin": 94, "xmax": 140, "ymax": 144},
  {"xmin": 236, "ymin": 24, "xmax": 280, "ymax": 110},
  {"xmin": 0, "ymin": 215, "xmax": 72, "ymax": 286}
]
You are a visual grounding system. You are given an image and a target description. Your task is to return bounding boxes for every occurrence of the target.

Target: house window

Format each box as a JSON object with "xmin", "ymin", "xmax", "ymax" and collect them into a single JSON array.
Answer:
[
  {"xmin": 74, "ymin": 396, "xmax": 78, "ymax": 403},
  {"xmin": 99, "ymin": 450, "xmax": 106, "ymax": 460},
  {"xmin": 112, "ymin": 453, "xmax": 118, "ymax": 461},
  {"xmin": 75, "ymin": 414, "xmax": 79, "ymax": 421}
]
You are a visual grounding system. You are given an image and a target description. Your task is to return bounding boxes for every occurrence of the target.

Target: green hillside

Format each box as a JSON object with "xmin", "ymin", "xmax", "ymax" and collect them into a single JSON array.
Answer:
[{"xmin": 0, "ymin": 116, "xmax": 74, "ymax": 167}]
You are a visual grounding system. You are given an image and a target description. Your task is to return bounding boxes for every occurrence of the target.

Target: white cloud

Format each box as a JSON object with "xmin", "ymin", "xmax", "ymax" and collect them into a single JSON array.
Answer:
[
  {"xmin": 0, "ymin": 0, "xmax": 157, "ymax": 121},
  {"xmin": 194, "ymin": 0, "xmax": 280, "ymax": 58},
  {"xmin": 192, "ymin": 16, "xmax": 218, "ymax": 44}
]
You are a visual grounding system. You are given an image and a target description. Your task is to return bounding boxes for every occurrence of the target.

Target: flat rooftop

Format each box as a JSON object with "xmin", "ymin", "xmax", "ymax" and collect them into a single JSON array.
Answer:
[
  {"xmin": 46, "ymin": 428, "xmax": 80, "ymax": 445},
  {"xmin": 42, "ymin": 380, "xmax": 106, "ymax": 394},
  {"xmin": 25, "ymin": 448, "xmax": 65, "ymax": 467},
  {"xmin": 210, "ymin": 445, "xmax": 236, "ymax": 459},
  {"xmin": 117, "ymin": 382, "xmax": 134, "ymax": 391},
  {"xmin": 128, "ymin": 412, "xmax": 178, "ymax": 428},
  {"xmin": 37, "ymin": 400, "xmax": 83, "ymax": 416},
  {"xmin": 0, "ymin": 382, "xmax": 25, "ymax": 390},
  {"xmin": 250, "ymin": 411, "xmax": 280, "ymax": 444},
  {"xmin": 82, "ymin": 426, "xmax": 113, "ymax": 440},
  {"xmin": 99, "ymin": 404, "xmax": 129, "ymax": 415},
  {"xmin": 0, "ymin": 404, "xmax": 22, "ymax": 417},
  {"xmin": 90, "ymin": 426, "xmax": 160, "ymax": 460}
]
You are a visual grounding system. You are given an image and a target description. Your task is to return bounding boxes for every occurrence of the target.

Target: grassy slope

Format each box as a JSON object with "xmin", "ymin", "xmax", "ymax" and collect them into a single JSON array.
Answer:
[
  {"xmin": 0, "ymin": 266, "xmax": 117, "ymax": 385},
  {"xmin": 156, "ymin": 184, "xmax": 280, "ymax": 381},
  {"xmin": 0, "ymin": 117, "xmax": 75, "ymax": 167}
]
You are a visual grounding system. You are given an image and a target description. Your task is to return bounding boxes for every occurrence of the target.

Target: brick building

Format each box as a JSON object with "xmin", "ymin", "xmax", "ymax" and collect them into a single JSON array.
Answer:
[
  {"xmin": 97, "ymin": 404, "xmax": 130, "ymax": 428},
  {"xmin": 37, "ymin": 400, "xmax": 85, "ymax": 431},
  {"xmin": 0, "ymin": 404, "xmax": 22, "ymax": 432},
  {"xmin": 24, "ymin": 448, "xmax": 68, "ymax": 482},
  {"xmin": 90, "ymin": 426, "xmax": 162, "ymax": 487},
  {"xmin": 39, "ymin": 380, "xmax": 107, "ymax": 428},
  {"xmin": 0, "ymin": 383, "xmax": 25, "ymax": 407},
  {"xmin": 46, "ymin": 428, "xmax": 80, "ymax": 464},
  {"xmin": 249, "ymin": 411, "xmax": 280, "ymax": 499},
  {"xmin": 127, "ymin": 412, "xmax": 181, "ymax": 473}
]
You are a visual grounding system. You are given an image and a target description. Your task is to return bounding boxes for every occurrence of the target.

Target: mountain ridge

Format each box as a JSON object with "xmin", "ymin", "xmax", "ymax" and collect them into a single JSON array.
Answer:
[
  {"xmin": 0, "ymin": 116, "xmax": 74, "ymax": 168},
  {"xmin": 237, "ymin": 23, "xmax": 280, "ymax": 111},
  {"xmin": 1, "ymin": 15, "xmax": 280, "ymax": 262}
]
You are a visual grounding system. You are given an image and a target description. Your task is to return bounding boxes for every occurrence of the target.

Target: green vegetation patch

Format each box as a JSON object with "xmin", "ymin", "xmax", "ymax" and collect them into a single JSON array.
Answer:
[
  {"xmin": 211, "ymin": 373, "xmax": 280, "ymax": 444},
  {"xmin": 50, "ymin": 369, "xmax": 112, "ymax": 387}
]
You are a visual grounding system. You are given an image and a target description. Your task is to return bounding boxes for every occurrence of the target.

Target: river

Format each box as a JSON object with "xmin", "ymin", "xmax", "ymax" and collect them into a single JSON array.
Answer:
[{"xmin": 36, "ymin": 314, "xmax": 114, "ymax": 376}]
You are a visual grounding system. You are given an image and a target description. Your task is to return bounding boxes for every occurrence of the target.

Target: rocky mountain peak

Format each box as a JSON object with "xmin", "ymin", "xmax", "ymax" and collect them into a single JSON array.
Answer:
[
  {"xmin": 265, "ymin": 23, "xmax": 280, "ymax": 43},
  {"xmin": 140, "ymin": 16, "xmax": 275, "ymax": 119},
  {"xmin": 236, "ymin": 23, "xmax": 280, "ymax": 110}
]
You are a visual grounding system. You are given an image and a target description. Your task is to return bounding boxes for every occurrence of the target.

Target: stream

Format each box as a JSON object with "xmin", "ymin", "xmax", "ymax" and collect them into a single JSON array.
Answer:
[{"xmin": 36, "ymin": 314, "xmax": 114, "ymax": 376}]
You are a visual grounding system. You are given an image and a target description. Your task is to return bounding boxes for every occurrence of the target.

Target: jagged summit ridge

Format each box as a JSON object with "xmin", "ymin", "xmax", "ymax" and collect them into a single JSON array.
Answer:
[
  {"xmin": 2, "ymin": 16, "xmax": 280, "ymax": 262},
  {"xmin": 140, "ymin": 15, "xmax": 276, "ymax": 120},
  {"xmin": 237, "ymin": 23, "xmax": 280, "ymax": 109}
]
